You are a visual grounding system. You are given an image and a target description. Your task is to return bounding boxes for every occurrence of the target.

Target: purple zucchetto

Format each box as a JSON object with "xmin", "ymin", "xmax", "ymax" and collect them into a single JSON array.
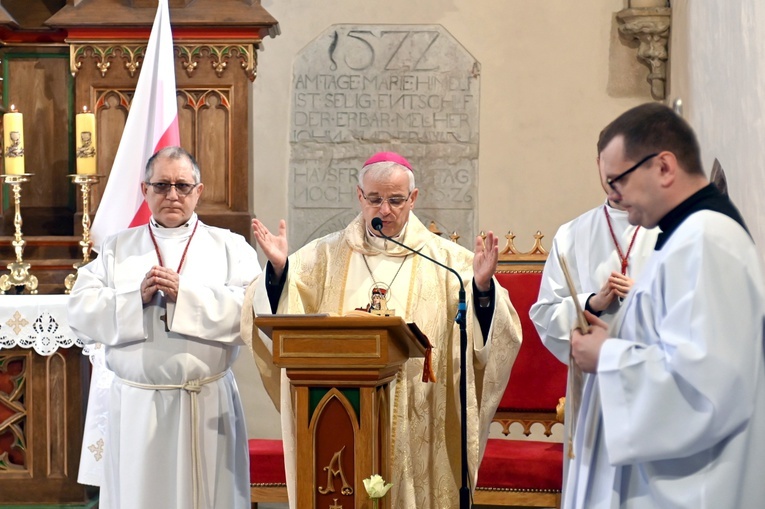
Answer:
[{"xmin": 363, "ymin": 152, "xmax": 413, "ymax": 171}]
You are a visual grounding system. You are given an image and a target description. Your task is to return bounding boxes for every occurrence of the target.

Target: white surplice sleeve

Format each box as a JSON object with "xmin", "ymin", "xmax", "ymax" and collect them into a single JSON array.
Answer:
[
  {"xmin": 172, "ymin": 232, "xmax": 262, "ymax": 344},
  {"xmin": 530, "ymin": 223, "xmax": 591, "ymax": 364},
  {"xmin": 67, "ymin": 235, "xmax": 147, "ymax": 346},
  {"xmin": 598, "ymin": 215, "xmax": 765, "ymax": 464}
]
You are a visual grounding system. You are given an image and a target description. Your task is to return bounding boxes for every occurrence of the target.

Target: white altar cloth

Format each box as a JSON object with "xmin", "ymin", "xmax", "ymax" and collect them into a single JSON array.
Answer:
[
  {"xmin": 0, "ymin": 293, "xmax": 109, "ymax": 487},
  {"xmin": 0, "ymin": 294, "xmax": 84, "ymax": 355}
]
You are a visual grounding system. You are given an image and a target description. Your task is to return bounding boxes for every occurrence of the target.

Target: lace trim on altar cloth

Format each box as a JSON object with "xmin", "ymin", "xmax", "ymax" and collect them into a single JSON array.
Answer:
[{"xmin": 0, "ymin": 296, "xmax": 85, "ymax": 356}]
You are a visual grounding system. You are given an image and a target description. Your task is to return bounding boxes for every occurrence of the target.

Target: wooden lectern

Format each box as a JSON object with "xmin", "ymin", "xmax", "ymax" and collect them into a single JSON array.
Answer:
[{"xmin": 254, "ymin": 315, "xmax": 427, "ymax": 509}]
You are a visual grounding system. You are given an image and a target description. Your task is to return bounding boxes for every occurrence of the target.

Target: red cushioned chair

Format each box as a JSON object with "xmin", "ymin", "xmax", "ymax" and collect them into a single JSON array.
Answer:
[
  {"xmin": 249, "ymin": 438, "xmax": 288, "ymax": 508},
  {"xmin": 473, "ymin": 231, "xmax": 566, "ymax": 508}
]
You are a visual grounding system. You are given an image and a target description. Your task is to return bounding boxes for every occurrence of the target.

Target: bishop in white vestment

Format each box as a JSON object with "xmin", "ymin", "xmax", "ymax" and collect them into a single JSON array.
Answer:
[
  {"xmin": 68, "ymin": 147, "xmax": 261, "ymax": 509},
  {"xmin": 243, "ymin": 152, "xmax": 522, "ymax": 508},
  {"xmin": 568, "ymin": 103, "xmax": 765, "ymax": 508}
]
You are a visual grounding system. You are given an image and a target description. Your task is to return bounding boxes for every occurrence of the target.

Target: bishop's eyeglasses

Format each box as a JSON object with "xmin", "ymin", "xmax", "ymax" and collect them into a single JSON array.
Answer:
[
  {"xmin": 360, "ymin": 190, "xmax": 411, "ymax": 208},
  {"xmin": 145, "ymin": 182, "xmax": 199, "ymax": 196},
  {"xmin": 606, "ymin": 153, "xmax": 658, "ymax": 193}
]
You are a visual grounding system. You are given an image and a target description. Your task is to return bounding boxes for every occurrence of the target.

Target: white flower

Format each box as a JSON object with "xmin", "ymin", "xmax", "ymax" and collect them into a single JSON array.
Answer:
[{"xmin": 363, "ymin": 474, "xmax": 393, "ymax": 499}]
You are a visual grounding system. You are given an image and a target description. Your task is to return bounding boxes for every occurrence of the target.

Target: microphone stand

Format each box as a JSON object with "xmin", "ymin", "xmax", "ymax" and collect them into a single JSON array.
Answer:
[{"xmin": 372, "ymin": 222, "xmax": 471, "ymax": 509}]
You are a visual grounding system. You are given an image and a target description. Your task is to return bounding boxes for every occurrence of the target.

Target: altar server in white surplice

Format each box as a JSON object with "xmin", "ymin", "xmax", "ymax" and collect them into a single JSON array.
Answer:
[
  {"xmin": 566, "ymin": 102, "xmax": 765, "ymax": 509},
  {"xmin": 242, "ymin": 152, "xmax": 522, "ymax": 509},
  {"xmin": 530, "ymin": 196, "xmax": 659, "ymax": 365},
  {"xmin": 68, "ymin": 146, "xmax": 261, "ymax": 509},
  {"xmin": 529, "ymin": 167, "xmax": 659, "ymax": 497},
  {"xmin": 530, "ymin": 159, "xmax": 659, "ymax": 498}
]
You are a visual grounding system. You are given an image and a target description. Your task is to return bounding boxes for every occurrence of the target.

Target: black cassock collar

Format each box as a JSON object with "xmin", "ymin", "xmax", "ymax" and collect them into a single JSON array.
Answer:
[{"xmin": 655, "ymin": 184, "xmax": 749, "ymax": 250}]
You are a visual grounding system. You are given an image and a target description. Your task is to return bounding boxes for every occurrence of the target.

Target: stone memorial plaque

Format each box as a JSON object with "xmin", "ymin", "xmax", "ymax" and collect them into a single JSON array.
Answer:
[{"xmin": 289, "ymin": 24, "xmax": 480, "ymax": 249}]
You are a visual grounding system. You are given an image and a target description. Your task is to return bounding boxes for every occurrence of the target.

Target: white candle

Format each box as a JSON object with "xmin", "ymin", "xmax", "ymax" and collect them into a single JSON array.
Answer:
[
  {"xmin": 3, "ymin": 105, "xmax": 24, "ymax": 175},
  {"xmin": 75, "ymin": 106, "xmax": 97, "ymax": 175}
]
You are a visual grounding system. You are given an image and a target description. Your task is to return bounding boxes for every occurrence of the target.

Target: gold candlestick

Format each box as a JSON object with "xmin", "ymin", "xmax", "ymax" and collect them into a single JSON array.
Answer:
[
  {"xmin": 64, "ymin": 173, "xmax": 102, "ymax": 294},
  {"xmin": 0, "ymin": 173, "xmax": 37, "ymax": 294}
]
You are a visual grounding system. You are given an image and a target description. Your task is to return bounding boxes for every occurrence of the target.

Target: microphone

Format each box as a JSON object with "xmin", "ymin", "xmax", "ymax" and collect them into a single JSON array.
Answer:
[
  {"xmin": 371, "ymin": 217, "xmax": 465, "ymax": 298},
  {"xmin": 372, "ymin": 216, "xmax": 471, "ymax": 508}
]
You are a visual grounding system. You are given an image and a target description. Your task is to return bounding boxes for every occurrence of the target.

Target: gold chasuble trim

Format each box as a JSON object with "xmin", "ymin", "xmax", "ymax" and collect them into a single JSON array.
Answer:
[
  {"xmin": 338, "ymin": 251, "xmax": 353, "ymax": 316},
  {"xmin": 391, "ymin": 254, "xmax": 420, "ymax": 458}
]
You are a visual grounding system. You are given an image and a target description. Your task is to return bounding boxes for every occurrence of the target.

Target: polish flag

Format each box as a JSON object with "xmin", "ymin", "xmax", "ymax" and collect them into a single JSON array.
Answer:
[{"xmin": 90, "ymin": 0, "xmax": 179, "ymax": 251}]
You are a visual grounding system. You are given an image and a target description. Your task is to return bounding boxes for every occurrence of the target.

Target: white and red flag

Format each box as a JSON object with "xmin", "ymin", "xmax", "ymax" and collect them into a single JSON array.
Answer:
[{"xmin": 90, "ymin": 0, "xmax": 179, "ymax": 251}]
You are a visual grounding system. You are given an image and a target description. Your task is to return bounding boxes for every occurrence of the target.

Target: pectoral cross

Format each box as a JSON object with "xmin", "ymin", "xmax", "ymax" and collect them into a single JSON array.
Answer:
[
  {"xmin": 159, "ymin": 295, "xmax": 169, "ymax": 332},
  {"xmin": 159, "ymin": 312, "xmax": 169, "ymax": 332}
]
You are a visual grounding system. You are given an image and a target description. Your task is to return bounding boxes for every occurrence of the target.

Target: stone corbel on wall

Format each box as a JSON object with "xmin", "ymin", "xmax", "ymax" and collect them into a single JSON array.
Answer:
[{"xmin": 616, "ymin": 1, "xmax": 671, "ymax": 99}]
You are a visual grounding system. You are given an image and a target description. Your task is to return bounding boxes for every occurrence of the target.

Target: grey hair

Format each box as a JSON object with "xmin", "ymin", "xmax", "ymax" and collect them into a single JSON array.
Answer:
[
  {"xmin": 358, "ymin": 161, "xmax": 415, "ymax": 192},
  {"xmin": 144, "ymin": 146, "xmax": 201, "ymax": 183}
]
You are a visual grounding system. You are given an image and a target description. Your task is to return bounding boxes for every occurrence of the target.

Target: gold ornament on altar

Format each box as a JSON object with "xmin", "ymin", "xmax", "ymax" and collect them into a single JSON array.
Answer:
[
  {"xmin": 0, "ymin": 173, "xmax": 37, "ymax": 294},
  {"xmin": 64, "ymin": 174, "xmax": 102, "ymax": 293},
  {"xmin": 65, "ymin": 105, "xmax": 103, "ymax": 293},
  {"xmin": 0, "ymin": 105, "xmax": 37, "ymax": 293}
]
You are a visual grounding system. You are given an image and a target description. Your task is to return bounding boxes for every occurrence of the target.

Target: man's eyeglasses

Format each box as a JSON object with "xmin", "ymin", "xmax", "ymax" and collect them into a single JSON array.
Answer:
[
  {"xmin": 145, "ymin": 182, "xmax": 199, "ymax": 196},
  {"xmin": 361, "ymin": 190, "xmax": 411, "ymax": 208},
  {"xmin": 606, "ymin": 153, "xmax": 659, "ymax": 193}
]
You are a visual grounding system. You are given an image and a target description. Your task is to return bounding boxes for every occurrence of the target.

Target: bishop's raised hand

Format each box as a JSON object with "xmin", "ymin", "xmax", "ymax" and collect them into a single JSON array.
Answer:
[
  {"xmin": 252, "ymin": 218, "xmax": 289, "ymax": 279},
  {"xmin": 473, "ymin": 230, "xmax": 499, "ymax": 292}
]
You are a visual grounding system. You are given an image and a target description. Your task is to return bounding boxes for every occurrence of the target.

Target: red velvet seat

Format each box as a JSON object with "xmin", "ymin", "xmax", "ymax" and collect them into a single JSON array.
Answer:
[
  {"xmin": 248, "ymin": 438, "xmax": 286, "ymax": 485},
  {"xmin": 248, "ymin": 439, "xmax": 288, "ymax": 507},
  {"xmin": 477, "ymin": 439, "xmax": 563, "ymax": 491}
]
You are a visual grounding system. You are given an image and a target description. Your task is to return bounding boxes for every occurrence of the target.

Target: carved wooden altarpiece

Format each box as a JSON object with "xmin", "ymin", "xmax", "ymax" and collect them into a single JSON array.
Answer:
[
  {"xmin": 0, "ymin": 0, "xmax": 277, "ymax": 294},
  {"xmin": 0, "ymin": 0, "xmax": 277, "ymax": 505}
]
